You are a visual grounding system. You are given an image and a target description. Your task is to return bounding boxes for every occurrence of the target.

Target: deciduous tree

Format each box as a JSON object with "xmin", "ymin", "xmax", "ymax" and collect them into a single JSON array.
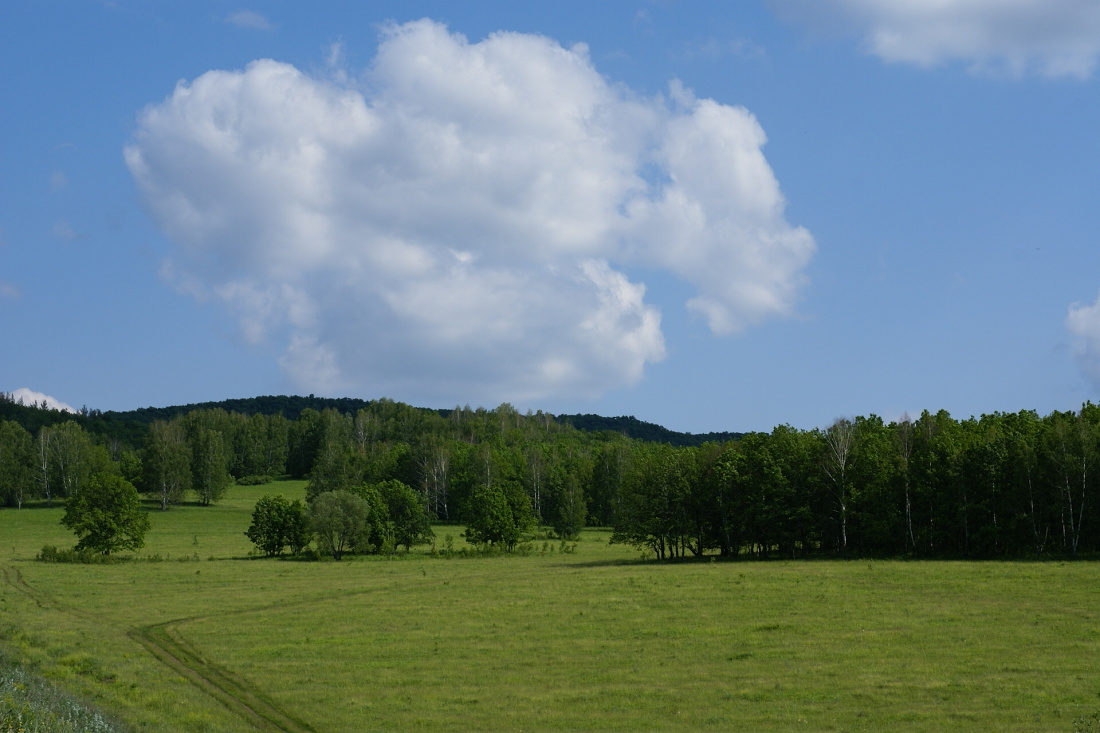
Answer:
[{"xmin": 61, "ymin": 473, "xmax": 150, "ymax": 554}]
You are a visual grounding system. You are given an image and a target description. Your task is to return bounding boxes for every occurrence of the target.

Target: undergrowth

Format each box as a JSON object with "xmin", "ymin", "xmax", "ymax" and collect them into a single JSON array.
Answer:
[{"xmin": 0, "ymin": 651, "xmax": 127, "ymax": 733}]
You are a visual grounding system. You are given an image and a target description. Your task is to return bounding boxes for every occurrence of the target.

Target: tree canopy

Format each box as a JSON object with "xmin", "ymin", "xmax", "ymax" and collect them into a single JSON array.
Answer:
[{"xmin": 61, "ymin": 473, "xmax": 150, "ymax": 554}]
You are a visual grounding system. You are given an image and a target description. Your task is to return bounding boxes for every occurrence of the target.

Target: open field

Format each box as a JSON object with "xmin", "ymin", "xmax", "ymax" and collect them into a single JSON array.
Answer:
[{"xmin": 2, "ymin": 482, "xmax": 1100, "ymax": 731}]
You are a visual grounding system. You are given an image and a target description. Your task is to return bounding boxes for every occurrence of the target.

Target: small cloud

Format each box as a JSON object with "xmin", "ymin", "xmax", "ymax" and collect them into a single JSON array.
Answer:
[
  {"xmin": 773, "ymin": 0, "xmax": 1100, "ymax": 79},
  {"xmin": 225, "ymin": 10, "xmax": 273, "ymax": 31},
  {"xmin": 10, "ymin": 388, "xmax": 78, "ymax": 413},
  {"xmin": 0, "ymin": 281, "xmax": 20, "ymax": 300},
  {"xmin": 51, "ymin": 219, "xmax": 78, "ymax": 242},
  {"xmin": 685, "ymin": 36, "xmax": 766, "ymax": 62},
  {"xmin": 50, "ymin": 171, "xmax": 68, "ymax": 191},
  {"xmin": 1068, "ymin": 290, "xmax": 1100, "ymax": 388}
]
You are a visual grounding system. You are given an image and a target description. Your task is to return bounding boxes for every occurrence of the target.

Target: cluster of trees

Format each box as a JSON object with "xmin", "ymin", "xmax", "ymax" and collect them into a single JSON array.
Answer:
[
  {"xmin": 613, "ymin": 408, "xmax": 1100, "ymax": 559},
  {"xmin": 5, "ymin": 393, "xmax": 1100, "ymax": 560},
  {"xmin": 0, "ymin": 408, "xmax": 288, "ymax": 511},
  {"xmin": 245, "ymin": 480, "xmax": 436, "ymax": 560}
]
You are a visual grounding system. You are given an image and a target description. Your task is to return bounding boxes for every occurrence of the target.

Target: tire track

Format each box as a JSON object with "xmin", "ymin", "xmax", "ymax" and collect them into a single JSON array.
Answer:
[
  {"xmin": 129, "ymin": 621, "xmax": 314, "ymax": 733},
  {"xmin": 2, "ymin": 562, "xmax": 313, "ymax": 733}
]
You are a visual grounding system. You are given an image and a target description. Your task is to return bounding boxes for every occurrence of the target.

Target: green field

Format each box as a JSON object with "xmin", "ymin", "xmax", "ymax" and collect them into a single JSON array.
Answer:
[{"xmin": 2, "ymin": 482, "xmax": 1099, "ymax": 732}]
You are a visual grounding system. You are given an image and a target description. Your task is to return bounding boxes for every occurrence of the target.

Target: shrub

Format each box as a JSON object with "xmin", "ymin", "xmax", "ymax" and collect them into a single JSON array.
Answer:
[
  {"xmin": 235, "ymin": 474, "xmax": 274, "ymax": 486},
  {"xmin": 37, "ymin": 545, "xmax": 120, "ymax": 565}
]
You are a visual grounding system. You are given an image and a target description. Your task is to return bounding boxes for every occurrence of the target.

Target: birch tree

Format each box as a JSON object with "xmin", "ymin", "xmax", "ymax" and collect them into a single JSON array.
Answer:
[{"xmin": 823, "ymin": 417, "xmax": 856, "ymax": 553}]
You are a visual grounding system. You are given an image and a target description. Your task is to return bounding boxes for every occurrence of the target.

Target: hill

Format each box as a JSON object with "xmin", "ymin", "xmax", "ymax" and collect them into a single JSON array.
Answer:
[{"xmin": 1, "ymin": 393, "xmax": 742, "ymax": 448}]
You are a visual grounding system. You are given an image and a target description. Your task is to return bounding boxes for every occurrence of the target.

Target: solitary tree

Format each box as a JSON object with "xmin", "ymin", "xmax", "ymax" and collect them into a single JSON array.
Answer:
[
  {"xmin": 310, "ymin": 490, "xmax": 368, "ymax": 560},
  {"xmin": 464, "ymin": 481, "xmax": 532, "ymax": 551},
  {"xmin": 246, "ymin": 494, "xmax": 310, "ymax": 557},
  {"xmin": 377, "ymin": 479, "xmax": 434, "ymax": 551},
  {"xmin": 61, "ymin": 473, "xmax": 150, "ymax": 554}
]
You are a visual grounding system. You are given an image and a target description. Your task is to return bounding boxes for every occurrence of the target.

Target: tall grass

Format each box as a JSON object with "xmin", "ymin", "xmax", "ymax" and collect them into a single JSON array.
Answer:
[{"xmin": 1, "ymin": 650, "xmax": 126, "ymax": 733}]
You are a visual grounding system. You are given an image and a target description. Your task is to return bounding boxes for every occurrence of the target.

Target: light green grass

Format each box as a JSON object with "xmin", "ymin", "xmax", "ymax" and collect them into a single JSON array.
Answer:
[{"xmin": 2, "ymin": 482, "xmax": 1100, "ymax": 731}]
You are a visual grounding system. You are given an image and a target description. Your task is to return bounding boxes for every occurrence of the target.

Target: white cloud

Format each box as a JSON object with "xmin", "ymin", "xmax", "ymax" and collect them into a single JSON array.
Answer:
[
  {"xmin": 125, "ymin": 19, "xmax": 813, "ymax": 404},
  {"xmin": 773, "ymin": 0, "xmax": 1100, "ymax": 78},
  {"xmin": 225, "ymin": 10, "xmax": 273, "ymax": 31},
  {"xmin": 1068, "ymin": 291, "xmax": 1100, "ymax": 388},
  {"xmin": 10, "ymin": 388, "xmax": 77, "ymax": 413}
]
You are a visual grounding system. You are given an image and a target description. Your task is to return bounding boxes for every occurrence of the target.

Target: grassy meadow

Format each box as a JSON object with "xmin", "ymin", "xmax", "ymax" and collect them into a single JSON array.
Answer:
[{"xmin": 2, "ymin": 481, "xmax": 1100, "ymax": 731}]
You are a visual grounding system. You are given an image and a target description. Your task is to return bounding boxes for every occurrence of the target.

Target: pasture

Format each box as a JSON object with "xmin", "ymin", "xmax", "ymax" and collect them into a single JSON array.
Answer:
[{"xmin": 1, "ymin": 481, "xmax": 1099, "ymax": 731}]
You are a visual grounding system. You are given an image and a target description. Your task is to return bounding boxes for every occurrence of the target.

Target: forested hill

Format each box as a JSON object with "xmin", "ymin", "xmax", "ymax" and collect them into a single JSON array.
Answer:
[
  {"xmin": 557, "ymin": 414, "xmax": 741, "ymax": 447},
  {"xmin": 0, "ymin": 393, "xmax": 738, "ymax": 448},
  {"xmin": 101, "ymin": 394, "xmax": 377, "ymax": 424}
]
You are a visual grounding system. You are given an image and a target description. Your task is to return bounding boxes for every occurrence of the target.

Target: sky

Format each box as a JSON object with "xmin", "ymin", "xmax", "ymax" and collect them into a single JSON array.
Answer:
[{"xmin": 3, "ymin": 1, "xmax": 1100, "ymax": 433}]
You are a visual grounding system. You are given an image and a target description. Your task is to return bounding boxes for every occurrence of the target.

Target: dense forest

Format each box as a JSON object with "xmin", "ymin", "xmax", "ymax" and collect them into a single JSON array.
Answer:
[{"xmin": 2, "ymin": 392, "xmax": 1100, "ymax": 559}]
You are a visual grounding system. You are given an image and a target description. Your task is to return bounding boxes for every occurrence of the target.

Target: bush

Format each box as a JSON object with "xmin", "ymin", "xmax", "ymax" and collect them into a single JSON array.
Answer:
[
  {"xmin": 37, "ymin": 545, "xmax": 120, "ymax": 565},
  {"xmin": 235, "ymin": 474, "xmax": 274, "ymax": 486}
]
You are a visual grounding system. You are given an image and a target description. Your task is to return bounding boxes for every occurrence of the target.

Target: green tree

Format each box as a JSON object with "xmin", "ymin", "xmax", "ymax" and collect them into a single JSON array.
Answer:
[
  {"xmin": 376, "ymin": 479, "xmax": 434, "ymax": 551},
  {"xmin": 143, "ymin": 420, "xmax": 191, "ymax": 510},
  {"xmin": 190, "ymin": 427, "xmax": 231, "ymax": 506},
  {"xmin": 0, "ymin": 420, "xmax": 34, "ymax": 508},
  {"xmin": 246, "ymin": 494, "xmax": 310, "ymax": 557},
  {"xmin": 465, "ymin": 481, "xmax": 515, "ymax": 549},
  {"xmin": 61, "ymin": 473, "xmax": 150, "ymax": 554},
  {"xmin": 310, "ymin": 490, "xmax": 369, "ymax": 560}
]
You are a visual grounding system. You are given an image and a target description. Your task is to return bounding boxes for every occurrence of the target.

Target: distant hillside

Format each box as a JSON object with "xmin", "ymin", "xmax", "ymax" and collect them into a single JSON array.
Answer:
[
  {"xmin": 555, "ymin": 414, "xmax": 742, "ymax": 447},
  {"xmin": 100, "ymin": 394, "xmax": 378, "ymax": 424},
  {"xmin": 2, "ymin": 393, "xmax": 742, "ymax": 448}
]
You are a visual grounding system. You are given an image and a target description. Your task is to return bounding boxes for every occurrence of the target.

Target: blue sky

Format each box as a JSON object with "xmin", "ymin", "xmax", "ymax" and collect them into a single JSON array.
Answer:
[{"xmin": 3, "ymin": 1, "xmax": 1100, "ymax": 433}]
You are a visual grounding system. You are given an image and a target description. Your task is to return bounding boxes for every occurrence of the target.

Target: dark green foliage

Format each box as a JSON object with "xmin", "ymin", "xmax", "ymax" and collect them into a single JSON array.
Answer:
[
  {"xmin": 464, "ymin": 481, "xmax": 533, "ymax": 551},
  {"xmin": 556, "ymin": 413, "xmax": 742, "ymax": 446},
  {"xmin": 236, "ymin": 474, "xmax": 274, "ymax": 485},
  {"xmin": 37, "ymin": 544, "xmax": 125, "ymax": 564},
  {"xmin": 189, "ymin": 427, "xmax": 231, "ymax": 506},
  {"xmin": 309, "ymin": 490, "xmax": 370, "ymax": 560},
  {"xmin": 0, "ymin": 419, "xmax": 34, "ymax": 507},
  {"xmin": 141, "ymin": 420, "xmax": 190, "ymax": 510},
  {"xmin": 60, "ymin": 473, "xmax": 150, "ymax": 555},
  {"xmin": 376, "ymin": 479, "xmax": 434, "ymax": 551},
  {"xmin": 345, "ymin": 482, "xmax": 392, "ymax": 554},
  {"xmin": 12, "ymin": 389, "xmax": 1100, "ymax": 561},
  {"xmin": 245, "ymin": 494, "xmax": 309, "ymax": 557}
]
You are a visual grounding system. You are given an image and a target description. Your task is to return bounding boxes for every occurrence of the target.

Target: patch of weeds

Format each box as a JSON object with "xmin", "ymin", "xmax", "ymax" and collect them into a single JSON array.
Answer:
[
  {"xmin": 1076, "ymin": 710, "xmax": 1100, "ymax": 732},
  {"xmin": 0, "ymin": 650, "xmax": 128, "ymax": 732},
  {"xmin": 36, "ymin": 546, "xmax": 124, "ymax": 565}
]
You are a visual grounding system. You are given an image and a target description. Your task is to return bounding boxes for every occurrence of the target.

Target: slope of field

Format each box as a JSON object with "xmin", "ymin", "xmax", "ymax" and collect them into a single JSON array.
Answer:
[{"xmin": 2, "ymin": 483, "xmax": 1099, "ymax": 731}]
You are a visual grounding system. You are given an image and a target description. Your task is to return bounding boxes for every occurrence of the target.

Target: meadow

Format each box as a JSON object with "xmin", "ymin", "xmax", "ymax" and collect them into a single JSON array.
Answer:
[{"xmin": 2, "ymin": 481, "xmax": 1099, "ymax": 732}]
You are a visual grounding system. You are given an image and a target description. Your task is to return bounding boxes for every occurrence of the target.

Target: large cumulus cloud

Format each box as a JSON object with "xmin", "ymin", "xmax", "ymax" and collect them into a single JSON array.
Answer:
[
  {"xmin": 773, "ymin": 0, "xmax": 1100, "ymax": 78},
  {"xmin": 126, "ymin": 19, "xmax": 813, "ymax": 404}
]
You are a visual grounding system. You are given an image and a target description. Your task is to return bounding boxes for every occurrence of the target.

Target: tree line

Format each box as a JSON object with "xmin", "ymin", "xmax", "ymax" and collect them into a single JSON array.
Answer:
[{"xmin": 3, "ymin": 394, "xmax": 1100, "ymax": 559}]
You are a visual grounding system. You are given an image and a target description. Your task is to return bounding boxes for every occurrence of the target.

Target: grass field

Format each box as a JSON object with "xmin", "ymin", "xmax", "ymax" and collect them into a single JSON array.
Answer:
[{"xmin": 2, "ymin": 481, "xmax": 1100, "ymax": 732}]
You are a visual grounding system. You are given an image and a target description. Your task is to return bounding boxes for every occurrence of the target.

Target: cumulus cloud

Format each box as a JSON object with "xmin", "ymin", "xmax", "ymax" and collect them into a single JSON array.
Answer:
[
  {"xmin": 773, "ymin": 0, "xmax": 1100, "ymax": 78},
  {"xmin": 1068, "ymin": 291, "xmax": 1100, "ymax": 388},
  {"xmin": 10, "ymin": 388, "xmax": 77, "ymax": 413},
  {"xmin": 126, "ymin": 19, "xmax": 813, "ymax": 404}
]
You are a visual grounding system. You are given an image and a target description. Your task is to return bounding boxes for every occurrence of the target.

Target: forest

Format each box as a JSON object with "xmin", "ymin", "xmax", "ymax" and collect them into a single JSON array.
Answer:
[{"xmin": 2, "ymin": 391, "xmax": 1099, "ymax": 560}]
